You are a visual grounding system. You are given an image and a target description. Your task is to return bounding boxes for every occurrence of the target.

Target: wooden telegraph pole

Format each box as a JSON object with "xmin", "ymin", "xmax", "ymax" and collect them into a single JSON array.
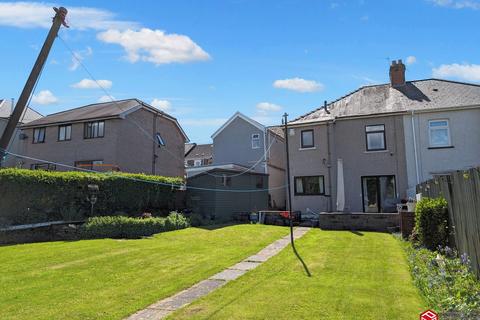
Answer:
[
  {"xmin": 283, "ymin": 112, "xmax": 295, "ymax": 249},
  {"xmin": 0, "ymin": 7, "xmax": 68, "ymax": 163}
]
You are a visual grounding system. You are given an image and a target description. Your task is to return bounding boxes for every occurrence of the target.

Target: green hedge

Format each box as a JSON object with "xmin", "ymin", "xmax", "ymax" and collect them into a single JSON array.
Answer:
[
  {"xmin": 81, "ymin": 212, "xmax": 190, "ymax": 239},
  {"xmin": 0, "ymin": 168, "xmax": 184, "ymax": 227},
  {"xmin": 414, "ymin": 197, "xmax": 449, "ymax": 250}
]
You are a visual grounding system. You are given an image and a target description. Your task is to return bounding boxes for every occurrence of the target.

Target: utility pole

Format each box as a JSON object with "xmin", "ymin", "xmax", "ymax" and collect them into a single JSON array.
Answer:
[
  {"xmin": 0, "ymin": 7, "xmax": 68, "ymax": 164},
  {"xmin": 283, "ymin": 112, "xmax": 295, "ymax": 249}
]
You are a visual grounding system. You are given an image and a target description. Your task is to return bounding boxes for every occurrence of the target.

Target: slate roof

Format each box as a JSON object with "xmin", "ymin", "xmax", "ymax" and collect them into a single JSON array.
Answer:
[
  {"xmin": 0, "ymin": 99, "xmax": 43, "ymax": 123},
  {"xmin": 185, "ymin": 143, "xmax": 213, "ymax": 160},
  {"xmin": 290, "ymin": 79, "xmax": 480, "ymax": 125},
  {"xmin": 185, "ymin": 143, "xmax": 196, "ymax": 156},
  {"xmin": 267, "ymin": 126, "xmax": 285, "ymax": 139}
]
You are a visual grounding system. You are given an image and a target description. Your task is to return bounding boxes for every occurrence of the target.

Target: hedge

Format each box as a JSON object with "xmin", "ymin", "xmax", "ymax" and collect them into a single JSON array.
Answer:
[
  {"xmin": 0, "ymin": 168, "xmax": 184, "ymax": 227},
  {"xmin": 414, "ymin": 197, "xmax": 449, "ymax": 250},
  {"xmin": 81, "ymin": 212, "xmax": 190, "ymax": 239}
]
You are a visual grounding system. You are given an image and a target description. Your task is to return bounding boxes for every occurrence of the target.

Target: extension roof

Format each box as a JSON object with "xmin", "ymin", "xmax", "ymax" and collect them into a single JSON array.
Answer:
[{"xmin": 0, "ymin": 99, "xmax": 43, "ymax": 123}]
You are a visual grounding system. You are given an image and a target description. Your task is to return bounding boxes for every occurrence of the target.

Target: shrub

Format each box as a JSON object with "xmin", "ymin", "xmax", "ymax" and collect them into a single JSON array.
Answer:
[
  {"xmin": 414, "ymin": 197, "xmax": 449, "ymax": 250},
  {"xmin": 405, "ymin": 242, "xmax": 480, "ymax": 318},
  {"xmin": 81, "ymin": 212, "xmax": 189, "ymax": 239},
  {"xmin": 0, "ymin": 168, "xmax": 184, "ymax": 227}
]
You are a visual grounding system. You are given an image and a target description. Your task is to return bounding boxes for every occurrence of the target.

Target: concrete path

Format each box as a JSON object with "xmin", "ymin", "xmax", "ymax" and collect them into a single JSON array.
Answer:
[{"xmin": 126, "ymin": 227, "xmax": 310, "ymax": 320}]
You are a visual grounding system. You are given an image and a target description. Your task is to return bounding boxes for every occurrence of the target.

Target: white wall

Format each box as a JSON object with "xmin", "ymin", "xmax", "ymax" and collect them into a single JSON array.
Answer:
[{"xmin": 403, "ymin": 108, "xmax": 480, "ymax": 197}]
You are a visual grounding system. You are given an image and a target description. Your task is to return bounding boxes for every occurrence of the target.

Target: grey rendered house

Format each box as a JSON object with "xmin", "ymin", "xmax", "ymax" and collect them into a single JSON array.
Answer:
[
  {"xmin": 288, "ymin": 60, "xmax": 480, "ymax": 214},
  {"xmin": 211, "ymin": 112, "xmax": 286, "ymax": 209},
  {"xmin": 0, "ymin": 99, "xmax": 43, "ymax": 167},
  {"xmin": 17, "ymin": 99, "xmax": 189, "ymax": 177}
]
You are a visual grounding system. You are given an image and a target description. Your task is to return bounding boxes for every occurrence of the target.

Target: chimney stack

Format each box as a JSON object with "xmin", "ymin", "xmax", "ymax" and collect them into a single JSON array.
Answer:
[{"xmin": 389, "ymin": 59, "xmax": 406, "ymax": 87}]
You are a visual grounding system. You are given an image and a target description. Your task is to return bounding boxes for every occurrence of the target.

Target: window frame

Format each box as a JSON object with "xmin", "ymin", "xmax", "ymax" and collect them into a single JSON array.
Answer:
[
  {"xmin": 74, "ymin": 160, "xmax": 104, "ymax": 171},
  {"xmin": 30, "ymin": 163, "xmax": 56, "ymax": 171},
  {"xmin": 428, "ymin": 119, "xmax": 451, "ymax": 148},
  {"xmin": 294, "ymin": 175, "xmax": 325, "ymax": 196},
  {"xmin": 83, "ymin": 120, "xmax": 105, "ymax": 139},
  {"xmin": 58, "ymin": 124, "xmax": 72, "ymax": 141},
  {"xmin": 300, "ymin": 129, "xmax": 314, "ymax": 149},
  {"xmin": 251, "ymin": 133, "xmax": 261, "ymax": 149},
  {"xmin": 365, "ymin": 124, "xmax": 386, "ymax": 151},
  {"xmin": 156, "ymin": 132, "xmax": 166, "ymax": 146},
  {"xmin": 32, "ymin": 127, "xmax": 46, "ymax": 144}
]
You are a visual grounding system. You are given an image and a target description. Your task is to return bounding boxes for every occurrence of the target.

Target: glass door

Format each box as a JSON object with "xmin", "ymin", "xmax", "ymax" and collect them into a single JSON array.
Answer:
[{"xmin": 362, "ymin": 176, "xmax": 396, "ymax": 213}]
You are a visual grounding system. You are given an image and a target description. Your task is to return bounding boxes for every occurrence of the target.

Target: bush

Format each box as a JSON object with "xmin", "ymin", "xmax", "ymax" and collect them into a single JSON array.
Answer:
[
  {"xmin": 405, "ymin": 242, "xmax": 480, "ymax": 318},
  {"xmin": 81, "ymin": 212, "xmax": 189, "ymax": 239},
  {"xmin": 0, "ymin": 168, "xmax": 184, "ymax": 227},
  {"xmin": 414, "ymin": 197, "xmax": 449, "ymax": 250}
]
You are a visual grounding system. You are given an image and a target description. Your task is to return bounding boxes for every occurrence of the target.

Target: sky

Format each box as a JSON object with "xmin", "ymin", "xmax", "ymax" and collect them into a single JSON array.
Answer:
[{"xmin": 0, "ymin": 0, "xmax": 479, "ymax": 143}]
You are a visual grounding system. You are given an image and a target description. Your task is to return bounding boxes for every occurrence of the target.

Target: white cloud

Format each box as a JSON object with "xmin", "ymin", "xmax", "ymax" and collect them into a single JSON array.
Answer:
[
  {"xmin": 0, "ymin": 2, "xmax": 138, "ymax": 30},
  {"xmin": 181, "ymin": 118, "xmax": 228, "ymax": 127},
  {"xmin": 428, "ymin": 0, "xmax": 480, "ymax": 10},
  {"xmin": 273, "ymin": 77, "xmax": 324, "ymax": 93},
  {"xmin": 32, "ymin": 90, "xmax": 58, "ymax": 105},
  {"xmin": 256, "ymin": 102, "xmax": 282, "ymax": 115},
  {"xmin": 70, "ymin": 46, "xmax": 93, "ymax": 71},
  {"xmin": 432, "ymin": 63, "xmax": 480, "ymax": 82},
  {"xmin": 406, "ymin": 56, "xmax": 417, "ymax": 65},
  {"xmin": 97, "ymin": 28, "xmax": 210, "ymax": 65},
  {"xmin": 71, "ymin": 79, "xmax": 112, "ymax": 89},
  {"xmin": 251, "ymin": 115, "xmax": 282, "ymax": 126},
  {"xmin": 150, "ymin": 99, "xmax": 172, "ymax": 112},
  {"xmin": 97, "ymin": 95, "xmax": 114, "ymax": 103}
]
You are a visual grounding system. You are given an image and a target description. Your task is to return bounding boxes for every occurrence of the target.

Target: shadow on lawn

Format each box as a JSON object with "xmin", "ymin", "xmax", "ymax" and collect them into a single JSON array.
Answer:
[{"xmin": 292, "ymin": 241, "xmax": 312, "ymax": 277}]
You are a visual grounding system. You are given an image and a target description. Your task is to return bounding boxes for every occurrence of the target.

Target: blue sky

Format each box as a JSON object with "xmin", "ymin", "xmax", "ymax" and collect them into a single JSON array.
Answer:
[{"xmin": 1, "ymin": 0, "xmax": 479, "ymax": 143}]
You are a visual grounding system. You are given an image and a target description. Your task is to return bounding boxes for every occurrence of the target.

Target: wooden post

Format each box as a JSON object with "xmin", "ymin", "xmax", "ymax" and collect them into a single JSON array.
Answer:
[
  {"xmin": 0, "ymin": 7, "xmax": 68, "ymax": 163},
  {"xmin": 283, "ymin": 113, "xmax": 295, "ymax": 249}
]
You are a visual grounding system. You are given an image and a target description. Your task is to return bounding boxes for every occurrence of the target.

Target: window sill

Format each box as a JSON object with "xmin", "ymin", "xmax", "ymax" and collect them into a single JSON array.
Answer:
[
  {"xmin": 299, "ymin": 147, "xmax": 316, "ymax": 151},
  {"xmin": 428, "ymin": 146, "xmax": 454, "ymax": 150},
  {"xmin": 294, "ymin": 194, "xmax": 328, "ymax": 197},
  {"xmin": 364, "ymin": 149, "xmax": 389, "ymax": 154}
]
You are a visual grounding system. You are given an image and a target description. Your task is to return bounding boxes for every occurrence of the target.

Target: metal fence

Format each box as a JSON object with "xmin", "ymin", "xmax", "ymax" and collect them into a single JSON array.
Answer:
[{"xmin": 416, "ymin": 167, "xmax": 480, "ymax": 278}]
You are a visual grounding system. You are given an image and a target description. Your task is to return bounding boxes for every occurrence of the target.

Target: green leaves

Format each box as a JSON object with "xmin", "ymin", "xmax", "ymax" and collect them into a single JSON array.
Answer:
[{"xmin": 414, "ymin": 197, "xmax": 449, "ymax": 250}]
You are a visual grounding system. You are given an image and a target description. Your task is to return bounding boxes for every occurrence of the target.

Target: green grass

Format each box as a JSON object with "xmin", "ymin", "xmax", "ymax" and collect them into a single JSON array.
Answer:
[
  {"xmin": 0, "ymin": 225, "xmax": 288, "ymax": 320},
  {"xmin": 169, "ymin": 229, "xmax": 426, "ymax": 320}
]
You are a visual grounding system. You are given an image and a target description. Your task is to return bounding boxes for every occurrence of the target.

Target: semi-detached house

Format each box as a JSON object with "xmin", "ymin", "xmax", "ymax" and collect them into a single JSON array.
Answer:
[
  {"xmin": 288, "ymin": 60, "xmax": 480, "ymax": 214},
  {"xmin": 16, "ymin": 99, "xmax": 189, "ymax": 177}
]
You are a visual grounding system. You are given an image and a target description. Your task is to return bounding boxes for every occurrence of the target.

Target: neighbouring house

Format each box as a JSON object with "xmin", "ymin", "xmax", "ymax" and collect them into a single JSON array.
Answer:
[
  {"xmin": 288, "ymin": 59, "xmax": 480, "ymax": 214},
  {"xmin": 0, "ymin": 99, "xmax": 43, "ymax": 167},
  {"xmin": 17, "ymin": 99, "xmax": 189, "ymax": 177},
  {"xmin": 184, "ymin": 143, "xmax": 213, "ymax": 167},
  {"xmin": 211, "ymin": 112, "xmax": 286, "ymax": 209},
  {"xmin": 186, "ymin": 164, "xmax": 269, "ymax": 221}
]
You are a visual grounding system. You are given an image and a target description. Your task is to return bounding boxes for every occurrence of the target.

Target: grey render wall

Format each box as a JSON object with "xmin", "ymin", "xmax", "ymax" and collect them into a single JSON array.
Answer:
[
  {"xmin": 266, "ymin": 131, "xmax": 286, "ymax": 209},
  {"xmin": 187, "ymin": 171, "xmax": 269, "ymax": 221},
  {"xmin": 403, "ymin": 108, "xmax": 480, "ymax": 197},
  {"xmin": 213, "ymin": 116, "xmax": 266, "ymax": 173},
  {"xmin": 0, "ymin": 119, "xmax": 29, "ymax": 167},
  {"xmin": 288, "ymin": 114, "xmax": 408, "ymax": 213}
]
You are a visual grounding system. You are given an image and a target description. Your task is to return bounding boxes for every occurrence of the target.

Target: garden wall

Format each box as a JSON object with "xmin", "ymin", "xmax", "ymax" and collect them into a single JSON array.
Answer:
[{"xmin": 0, "ymin": 168, "xmax": 185, "ymax": 227}]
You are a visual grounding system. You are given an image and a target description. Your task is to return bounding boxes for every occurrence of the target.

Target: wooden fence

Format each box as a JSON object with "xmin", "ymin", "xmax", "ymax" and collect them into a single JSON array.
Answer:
[{"xmin": 416, "ymin": 167, "xmax": 480, "ymax": 278}]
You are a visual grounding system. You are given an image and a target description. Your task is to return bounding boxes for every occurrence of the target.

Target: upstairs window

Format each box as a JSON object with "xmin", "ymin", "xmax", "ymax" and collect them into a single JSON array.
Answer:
[
  {"xmin": 84, "ymin": 121, "xmax": 104, "ymax": 139},
  {"xmin": 429, "ymin": 119, "xmax": 451, "ymax": 148},
  {"xmin": 251, "ymin": 133, "xmax": 260, "ymax": 149},
  {"xmin": 301, "ymin": 130, "xmax": 314, "ymax": 148},
  {"xmin": 156, "ymin": 133, "xmax": 165, "ymax": 146},
  {"xmin": 186, "ymin": 160, "xmax": 194, "ymax": 167},
  {"xmin": 194, "ymin": 159, "xmax": 202, "ymax": 166},
  {"xmin": 33, "ymin": 127, "xmax": 46, "ymax": 143},
  {"xmin": 58, "ymin": 124, "xmax": 72, "ymax": 141},
  {"xmin": 365, "ymin": 124, "xmax": 386, "ymax": 151}
]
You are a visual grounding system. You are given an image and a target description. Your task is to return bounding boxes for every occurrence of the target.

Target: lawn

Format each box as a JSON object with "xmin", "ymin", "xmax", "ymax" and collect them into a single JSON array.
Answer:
[
  {"xmin": 169, "ymin": 229, "xmax": 426, "ymax": 320},
  {"xmin": 0, "ymin": 224, "xmax": 288, "ymax": 320}
]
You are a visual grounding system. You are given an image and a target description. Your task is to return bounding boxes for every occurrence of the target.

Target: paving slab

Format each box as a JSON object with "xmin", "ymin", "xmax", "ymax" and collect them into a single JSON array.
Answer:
[{"xmin": 125, "ymin": 227, "xmax": 311, "ymax": 320}]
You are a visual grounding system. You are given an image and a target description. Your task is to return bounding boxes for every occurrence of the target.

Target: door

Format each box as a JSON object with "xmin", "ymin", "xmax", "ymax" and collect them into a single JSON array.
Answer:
[{"xmin": 362, "ymin": 176, "xmax": 396, "ymax": 213}]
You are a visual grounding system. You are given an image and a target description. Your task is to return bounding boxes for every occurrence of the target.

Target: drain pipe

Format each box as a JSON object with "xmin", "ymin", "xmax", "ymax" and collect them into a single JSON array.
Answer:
[
  {"xmin": 326, "ymin": 120, "xmax": 333, "ymax": 212},
  {"xmin": 411, "ymin": 110, "xmax": 420, "ymax": 185}
]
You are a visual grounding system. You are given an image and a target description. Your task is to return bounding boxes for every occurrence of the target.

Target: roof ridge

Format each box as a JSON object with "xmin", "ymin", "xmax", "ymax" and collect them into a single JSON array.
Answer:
[{"xmin": 41, "ymin": 98, "xmax": 137, "ymax": 118}]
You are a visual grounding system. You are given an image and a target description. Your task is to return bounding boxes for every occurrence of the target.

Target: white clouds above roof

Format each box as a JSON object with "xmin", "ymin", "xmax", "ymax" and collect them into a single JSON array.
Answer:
[
  {"xmin": 32, "ymin": 90, "xmax": 58, "ymax": 105},
  {"xmin": 97, "ymin": 28, "xmax": 211, "ymax": 65},
  {"xmin": 428, "ymin": 0, "xmax": 480, "ymax": 10},
  {"xmin": 273, "ymin": 77, "xmax": 324, "ymax": 93},
  {"xmin": 406, "ymin": 56, "xmax": 417, "ymax": 65},
  {"xmin": 71, "ymin": 79, "xmax": 112, "ymax": 89},
  {"xmin": 432, "ymin": 63, "xmax": 480, "ymax": 82},
  {"xmin": 256, "ymin": 102, "xmax": 282, "ymax": 115},
  {"xmin": 150, "ymin": 99, "xmax": 172, "ymax": 112}
]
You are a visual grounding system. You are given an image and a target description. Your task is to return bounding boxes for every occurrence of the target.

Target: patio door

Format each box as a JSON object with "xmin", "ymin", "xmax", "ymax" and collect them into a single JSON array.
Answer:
[{"xmin": 361, "ymin": 176, "xmax": 396, "ymax": 213}]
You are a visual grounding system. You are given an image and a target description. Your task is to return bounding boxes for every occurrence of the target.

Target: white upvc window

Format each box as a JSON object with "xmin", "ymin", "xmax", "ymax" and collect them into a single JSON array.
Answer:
[
  {"xmin": 251, "ymin": 133, "xmax": 260, "ymax": 149},
  {"xmin": 194, "ymin": 159, "xmax": 202, "ymax": 166},
  {"xmin": 428, "ymin": 119, "xmax": 451, "ymax": 148}
]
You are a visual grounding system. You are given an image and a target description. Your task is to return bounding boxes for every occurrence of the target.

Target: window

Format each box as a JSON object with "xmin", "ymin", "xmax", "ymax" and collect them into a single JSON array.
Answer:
[
  {"xmin": 84, "ymin": 121, "xmax": 105, "ymax": 139},
  {"xmin": 156, "ymin": 133, "xmax": 165, "ymax": 146},
  {"xmin": 30, "ymin": 163, "xmax": 56, "ymax": 171},
  {"xmin": 294, "ymin": 176, "xmax": 325, "ymax": 195},
  {"xmin": 58, "ymin": 124, "xmax": 72, "ymax": 141},
  {"xmin": 186, "ymin": 160, "xmax": 194, "ymax": 167},
  {"xmin": 301, "ymin": 130, "xmax": 314, "ymax": 148},
  {"xmin": 221, "ymin": 174, "xmax": 232, "ymax": 187},
  {"xmin": 75, "ymin": 160, "xmax": 103, "ymax": 171},
  {"xmin": 429, "ymin": 119, "xmax": 451, "ymax": 148},
  {"xmin": 194, "ymin": 159, "xmax": 202, "ymax": 167},
  {"xmin": 365, "ymin": 124, "xmax": 386, "ymax": 151},
  {"xmin": 33, "ymin": 127, "xmax": 46, "ymax": 143},
  {"xmin": 251, "ymin": 133, "xmax": 260, "ymax": 149}
]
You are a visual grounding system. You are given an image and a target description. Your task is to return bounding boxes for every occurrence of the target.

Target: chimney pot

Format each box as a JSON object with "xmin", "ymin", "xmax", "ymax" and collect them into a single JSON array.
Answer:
[{"xmin": 389, "ymin": 59, "xmax": 406, "ymax": 87}]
